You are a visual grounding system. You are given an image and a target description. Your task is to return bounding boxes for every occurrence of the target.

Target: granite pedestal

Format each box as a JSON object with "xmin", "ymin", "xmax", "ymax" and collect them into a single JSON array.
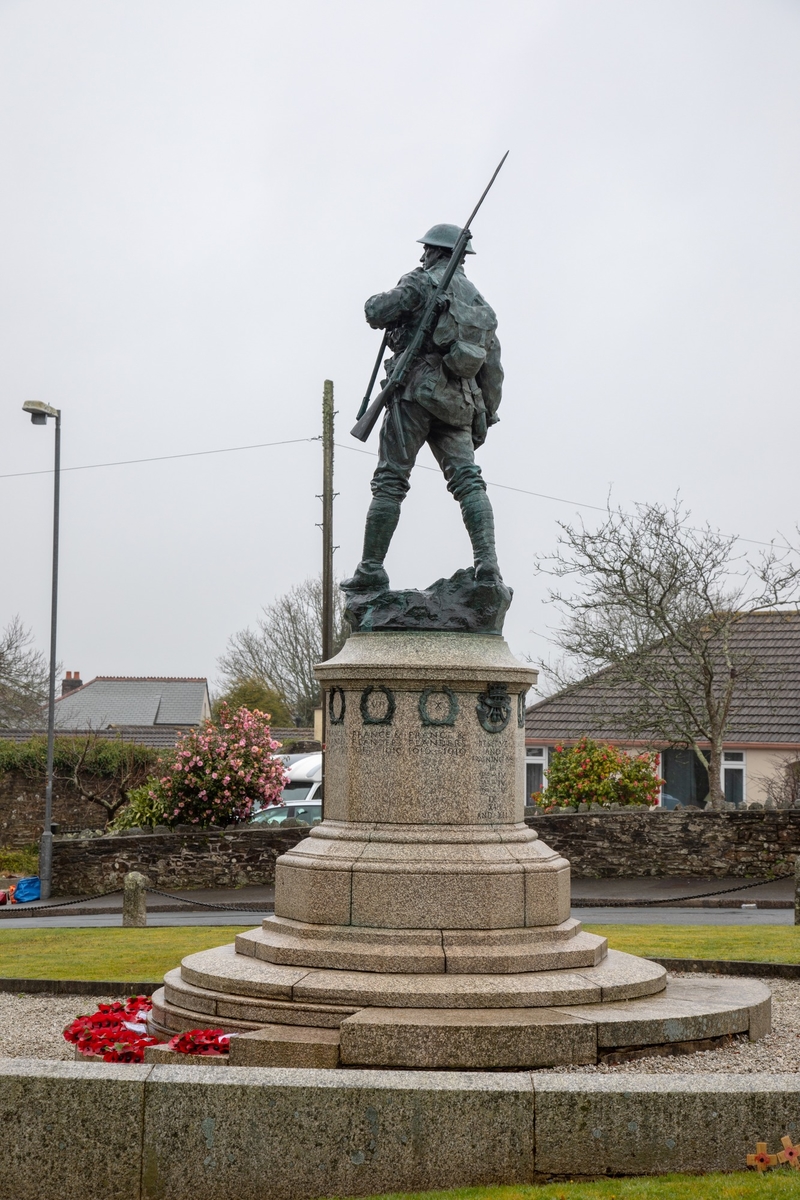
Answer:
[{"xmin": 151, "ymin": 632, "xmax": 770, "ymax": 1067}]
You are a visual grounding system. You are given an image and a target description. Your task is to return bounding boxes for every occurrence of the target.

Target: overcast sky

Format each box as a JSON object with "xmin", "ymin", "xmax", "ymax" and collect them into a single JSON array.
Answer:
[{"xmin": 1, "ymin": 0, "xmax": 799, "ymax": 694}]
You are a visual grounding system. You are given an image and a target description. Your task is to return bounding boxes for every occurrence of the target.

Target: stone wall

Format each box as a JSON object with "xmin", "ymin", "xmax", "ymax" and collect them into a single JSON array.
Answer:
[
  {"xmin": 2, "ymin": 1060, "xmax": 800, "ymax": 1198},
  {"xmin": 49, "ymin": 809, "xmax": 800, "ymax": 894},
  {"xmin": 527, "ymin": 808, "xmax": 800, "ymax": 877},
  {"xmin": 0, "ymin": 769, "xmax": 105, "ymax": 846},
  {"xmin": 52, "ymin": 826, "xmax": 307, "ymax": 893}
]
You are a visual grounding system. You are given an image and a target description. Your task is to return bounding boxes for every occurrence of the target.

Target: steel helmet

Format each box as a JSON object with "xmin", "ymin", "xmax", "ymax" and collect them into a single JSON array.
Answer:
[{"xmin": 417, "ymin": 223, "xmax": 476, "ymax": 254}]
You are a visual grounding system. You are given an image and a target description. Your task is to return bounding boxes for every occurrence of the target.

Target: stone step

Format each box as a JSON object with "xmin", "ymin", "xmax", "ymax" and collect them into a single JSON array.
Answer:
[
  {"xmin": 164, "ymin": 968, "xmax": 358, "ymax": 1028},
  {"xmin": 288, "ymin": 949, "xmax": 665, "ymax": 1009},
  {"xmin": 229, "ymin": 1025, "xmax": 340, "ymax": 1068},
  {"xmin": 149, "ymin": 987, "xmax": 265, "ymax": 1036},
  {"xmin": 243, "ymin": 915, "xmax": 605, "ymax": 975},
  {"xmin": 177, "ymin": 944, "xmax": 665, "ymax": 1011},
  {"xmin": 338, "ymin": 978, "xmax": 771, "ymax": 1069}
]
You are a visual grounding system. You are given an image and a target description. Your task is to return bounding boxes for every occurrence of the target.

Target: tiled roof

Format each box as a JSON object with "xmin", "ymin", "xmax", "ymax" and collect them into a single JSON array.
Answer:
[
  {"xmin": 49, "ymin": 677, "xmax": 210, "ymax": 730},
  {"xmin": 526, "ymin": 610, "xmax": 800, "ymax": 746}
]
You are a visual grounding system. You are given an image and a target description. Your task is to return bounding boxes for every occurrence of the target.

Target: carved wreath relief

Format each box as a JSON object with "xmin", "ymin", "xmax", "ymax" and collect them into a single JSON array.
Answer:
[
  {"xmin": 360, "ymin": 685, "xmax": 396, "ymax": 726},
  {"xmin": 517, "ymin": 691, "xmax": 526, "ymax": 728},
  {"xmin": 328, "ymin": 686, "xmax": 346, "ymax": 725},
  {"xmin": 418, "ymin": 686, "xmax": 460, "ymax": 727},
  {"xmin": 476, "ymin": 683, "xmax": 512, "ymax": 733}
]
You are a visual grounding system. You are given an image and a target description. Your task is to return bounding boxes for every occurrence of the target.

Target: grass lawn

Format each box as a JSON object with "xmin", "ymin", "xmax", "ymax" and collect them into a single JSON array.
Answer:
[
  {"xmin": 584, "ymin": 923, "xmax": 800, "ymax": 964},
  {"xmin": 0, "ymin": 922, "xmax": 797, "ymax": 982},
  {"xmin": 346, "ymin": 1173, "xmax": 800, "ymax": 1200},
  {"xmin": 0, "ymin": 925, "xmax": 248, "ymax": 980}
]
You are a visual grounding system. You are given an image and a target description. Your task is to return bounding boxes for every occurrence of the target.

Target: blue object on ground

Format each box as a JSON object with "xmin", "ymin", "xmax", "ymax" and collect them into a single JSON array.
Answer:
[{"xmin": 13, "ymin": 876, "xmax": 41, "ymax": 903}]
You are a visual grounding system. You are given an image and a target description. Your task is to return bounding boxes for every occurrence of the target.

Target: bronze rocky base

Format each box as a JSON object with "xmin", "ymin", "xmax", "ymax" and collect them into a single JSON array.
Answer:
[{"xmin": 342, "ymin": 566, "xmax": 512, "ymax": 634}]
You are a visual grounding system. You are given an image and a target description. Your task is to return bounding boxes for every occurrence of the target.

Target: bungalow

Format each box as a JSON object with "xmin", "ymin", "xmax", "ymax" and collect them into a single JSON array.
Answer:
[
  {"xmin": 524, "ymin": 610, "xmax": 800, "ymax": 809},
  {"xmin": 0, "ymin": 673, "xmax": 211, "ymax": 749}
]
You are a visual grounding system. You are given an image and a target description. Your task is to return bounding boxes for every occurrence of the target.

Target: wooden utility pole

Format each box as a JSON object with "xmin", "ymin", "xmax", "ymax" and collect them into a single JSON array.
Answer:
[
  {"xmin": 321, "ymin": 379, "xmax": 335, "ymax": 663},
  {"xmin": 320, "ymin": 380, "xmax": 335, "ymax": 819}
]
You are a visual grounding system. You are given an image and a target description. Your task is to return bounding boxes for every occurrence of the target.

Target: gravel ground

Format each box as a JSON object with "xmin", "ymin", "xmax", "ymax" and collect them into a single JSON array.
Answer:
[
  {"xmin": 0, "ymin": 976, "xmax": 798, "ymax": 1071},
  {"xmin": 540, "ymin": 974, "xmax": 800, "ymax": 1075},
  {"xmin": 0, "ymin": 993, "xmax": 118, "ymax": 1061}
]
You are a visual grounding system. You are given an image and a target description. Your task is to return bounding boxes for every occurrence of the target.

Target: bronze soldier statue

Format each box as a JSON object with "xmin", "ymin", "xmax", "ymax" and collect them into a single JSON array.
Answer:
[{"xmin": 343, "ymin": 223, "xmax": 504, "ymax": 592}]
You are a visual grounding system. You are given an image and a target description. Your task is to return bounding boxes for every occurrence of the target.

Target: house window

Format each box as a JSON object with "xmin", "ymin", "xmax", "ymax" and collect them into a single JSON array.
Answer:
[
  {"xmin": 526, "ymin": 748, "xmax": 547, "ymax": 801},
  {"xmin": 661, "ymin": 748, "xmax": 709, "ymax": 809},
  {"xmin": 723, "ymin": 751, "xmax": 745, "ymax": 807}
]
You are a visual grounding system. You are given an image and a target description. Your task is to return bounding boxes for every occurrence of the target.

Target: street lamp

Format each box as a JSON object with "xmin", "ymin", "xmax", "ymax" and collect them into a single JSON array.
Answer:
[{"xmin": 22, "ymin": 399, "xmax": 61, "ymax": 900}]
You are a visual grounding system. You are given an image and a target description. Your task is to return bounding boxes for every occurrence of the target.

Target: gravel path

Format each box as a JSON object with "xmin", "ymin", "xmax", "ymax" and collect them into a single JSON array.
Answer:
[
  {"xmin": 543, "ymin": 975, "xmax": 800, "ymax": 1075},
  {"xmin": 0, "ymin": 976, "xmax": 798, "ymax": 1071},
  {"xmin": 0, "ymin": 993, "xmax": 118, "ymax": 1061}
]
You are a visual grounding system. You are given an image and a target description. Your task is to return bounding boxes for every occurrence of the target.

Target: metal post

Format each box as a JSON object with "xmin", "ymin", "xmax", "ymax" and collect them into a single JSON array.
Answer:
[
  {"xmin": 795, "ymin": 856, "xmax": 800, "ymax": 926},
  {"xmin": 320, "ymin": 381, "xmax": 335, "ymax": 822},
  {"xmin": 40, "ymin": 409, "xmax": 61, "ymax": 900}
]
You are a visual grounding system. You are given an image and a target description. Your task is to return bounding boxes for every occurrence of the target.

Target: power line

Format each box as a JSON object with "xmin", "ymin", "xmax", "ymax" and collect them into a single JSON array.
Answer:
[
  {"xmin": 0, "ymin": 436, "xmax": 320, "ymax": 480},
  {"xmin": 333, "ymin": 442, "xmax": 790, "ymax": 551},
  {"xmin": 334, "ymin": 441, "xmax": 608, "ymax": 514},
  {"xmin": 0, "ymin": 429, "xmax": 791, "ymax": 551}
]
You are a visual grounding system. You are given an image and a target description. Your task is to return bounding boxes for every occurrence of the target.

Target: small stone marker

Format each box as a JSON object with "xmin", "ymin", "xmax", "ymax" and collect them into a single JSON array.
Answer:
[
  {"xmin": 122, "ymin": 871, "xmax": 149, "ymax": 927},
  {"xmin": 747, "ymin": 1142, "xmax": 777, "ymax": 1171},
  {"xmin": 778, "ymin": 1135, "xmax": 800, "ymax": 1168},
  {"xmin": 795, "ymin": 856, "xmax": 800, "ymax": 926}
]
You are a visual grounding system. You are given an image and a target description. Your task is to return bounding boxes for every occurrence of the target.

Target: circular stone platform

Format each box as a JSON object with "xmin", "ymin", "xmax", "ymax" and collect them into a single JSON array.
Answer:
[{"xmin": 150, "ymin": 631, "xmax": 772, "ymax": 1068}]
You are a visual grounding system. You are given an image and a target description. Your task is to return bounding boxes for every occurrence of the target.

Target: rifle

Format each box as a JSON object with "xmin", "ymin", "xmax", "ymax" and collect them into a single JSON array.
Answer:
[{"xmin": 351, "ymin": 151, "xmax": 509, "ymax": 444}]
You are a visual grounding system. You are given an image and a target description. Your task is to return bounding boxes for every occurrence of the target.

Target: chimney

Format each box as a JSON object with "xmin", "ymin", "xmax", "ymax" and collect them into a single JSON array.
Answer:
[{"xmin": 61, "ymin": 671, "xmax": 83, "ymax": 696}]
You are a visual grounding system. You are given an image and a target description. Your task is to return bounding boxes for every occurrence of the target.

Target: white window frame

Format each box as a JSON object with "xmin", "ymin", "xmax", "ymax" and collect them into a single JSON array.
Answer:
[
  {"xmin": 525, "ymin": 747, "xmax": 548, "ymax": 802},
  {"xmin": 722, "ymin": 750, "xmax": 746, "ymax": 806}
]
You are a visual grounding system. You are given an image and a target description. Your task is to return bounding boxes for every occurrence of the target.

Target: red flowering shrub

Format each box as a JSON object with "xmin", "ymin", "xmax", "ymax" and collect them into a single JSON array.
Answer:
[
  {"xmin": 167, "ymin": 1029, "xmax": 230, "ymax": 1056},
  {"xmin": 533, "ymin": 737, "xmax": 663, "ymax": 810},
  {"xmin": 114, "ymin": 704, "xmax": 288, "ymax": 829}
]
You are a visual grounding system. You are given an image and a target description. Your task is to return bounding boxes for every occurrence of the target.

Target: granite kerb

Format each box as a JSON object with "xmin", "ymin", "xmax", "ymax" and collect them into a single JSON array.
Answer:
[{"xmin": 2, "ymin": 1059, "xmax": 800, "ymax": 1197}]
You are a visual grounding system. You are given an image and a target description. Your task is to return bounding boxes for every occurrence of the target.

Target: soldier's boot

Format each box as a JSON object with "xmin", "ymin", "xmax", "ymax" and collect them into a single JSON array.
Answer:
[
  {"xmin": 460, "ymin": 490, "xmax": 502, "ymax": 582},
  {"xmin": 341, "ymin": 497, "xmax": 401, "ymax": 591}
]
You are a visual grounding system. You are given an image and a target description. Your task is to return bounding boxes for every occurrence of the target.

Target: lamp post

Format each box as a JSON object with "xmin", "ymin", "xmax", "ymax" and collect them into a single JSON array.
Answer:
[{"xmin": 22, "ymin": 400, "xmax": 61, "ymax": 900}]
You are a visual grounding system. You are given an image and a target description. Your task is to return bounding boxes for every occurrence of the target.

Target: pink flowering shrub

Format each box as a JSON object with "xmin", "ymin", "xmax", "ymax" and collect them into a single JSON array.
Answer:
[{"xmin": 113, "ymin": 705, "xmax": 287, "ymax": 828}]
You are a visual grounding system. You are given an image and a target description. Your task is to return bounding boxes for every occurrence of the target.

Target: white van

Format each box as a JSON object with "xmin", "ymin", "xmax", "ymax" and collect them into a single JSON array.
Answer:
[{"xmin": 249, "ymin": 753, "xmax": 322, "ymax": 827}]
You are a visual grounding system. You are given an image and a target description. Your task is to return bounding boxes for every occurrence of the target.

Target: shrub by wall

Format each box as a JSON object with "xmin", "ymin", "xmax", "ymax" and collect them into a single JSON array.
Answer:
[{"xmin": 0, "ymin": 737, "xmax": 163, "ymax": 844}]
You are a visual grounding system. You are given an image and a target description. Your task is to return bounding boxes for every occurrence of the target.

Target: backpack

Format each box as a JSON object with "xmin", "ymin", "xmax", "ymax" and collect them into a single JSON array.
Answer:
[{"xmin": 431, "ymin": 275, "xmax": 497, "ymax": 380}]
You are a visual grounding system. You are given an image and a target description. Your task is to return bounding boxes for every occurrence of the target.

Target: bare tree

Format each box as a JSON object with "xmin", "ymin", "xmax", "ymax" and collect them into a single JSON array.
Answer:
[
  {"xmin": 538, "ymin": 498, "xmax": 800, "ymax": 810},
  {"xmin": 51, "ymin": 733, "xmax": 158, "ymax": 824},
  {"xmin": 217, "ymin": 577, "xmax": 349, "ymax": 726},
  {"xmin": 0, "ymin": 616, "xmax": 50, "ymax": 729}
]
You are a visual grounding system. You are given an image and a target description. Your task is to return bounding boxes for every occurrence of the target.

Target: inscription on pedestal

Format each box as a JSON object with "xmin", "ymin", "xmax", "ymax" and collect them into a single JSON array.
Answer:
[
  {"xmin": 407, "ymin": 728, "xmax": 467, "ymax": 757},
  {"xmin": 349, "ymin": 728, "xmax": 401, "ymax": 755}
]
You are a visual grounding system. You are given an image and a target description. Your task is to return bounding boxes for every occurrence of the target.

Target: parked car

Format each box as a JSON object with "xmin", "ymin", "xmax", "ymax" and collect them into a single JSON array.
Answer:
[
  {"xmin": 250, "ymin": 753, "xmax": 322, "ymax": 826},
  {"xmin": 249, "ymin": 802, "xmax": 322, "ymax": 827}
]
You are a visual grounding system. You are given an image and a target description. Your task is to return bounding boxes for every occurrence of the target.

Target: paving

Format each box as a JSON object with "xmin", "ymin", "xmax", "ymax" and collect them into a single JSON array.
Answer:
[
  {"xmin": 573, "ymin": 905, "xmax": 795, "ymax": 925},
  {"xmin": 571, "ymin": 875, "xmax": 794, "ymax": 908},
  {"xmin": 0, "ymin": 878, "xmax": 795, "ymax": 927},
  {"xmin": 0, "ymin": 883, "xmax": 275, "ymax": 918}
]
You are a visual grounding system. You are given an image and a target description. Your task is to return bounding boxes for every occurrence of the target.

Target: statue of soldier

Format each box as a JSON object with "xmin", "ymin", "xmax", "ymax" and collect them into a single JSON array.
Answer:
[{"xmin": 343, "ymin": 223, "xmax": 504, "ymax": 592}]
